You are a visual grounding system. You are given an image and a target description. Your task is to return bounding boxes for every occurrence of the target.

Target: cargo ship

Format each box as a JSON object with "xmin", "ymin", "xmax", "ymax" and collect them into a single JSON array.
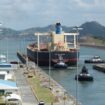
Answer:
[{"xmin": 27, "ymin": 23, "xmax": 79, "ymax": 66}]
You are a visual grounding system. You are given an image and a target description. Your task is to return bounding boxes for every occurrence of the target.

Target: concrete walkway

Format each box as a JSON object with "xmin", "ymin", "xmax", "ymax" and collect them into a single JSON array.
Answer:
[
  {"xmin": 14, "ymin": 60, "xmax": 82, "ymax": 105},
  {"xmin": 14, "ymin": 66, "xmax": 38, "ymax": 105},
  {"xmin": 16, "ymin": 53, "xmax": 82, "ymax": 105},
  {"xmin": 27, "ymin": 62, "xmax": 82, "ymax": 105}
]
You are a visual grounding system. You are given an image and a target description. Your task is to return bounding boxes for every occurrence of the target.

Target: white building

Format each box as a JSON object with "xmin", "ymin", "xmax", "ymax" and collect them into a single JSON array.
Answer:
[{"xmin": 0, "ymin": 71, "xmax": 13, "ymax": 80}]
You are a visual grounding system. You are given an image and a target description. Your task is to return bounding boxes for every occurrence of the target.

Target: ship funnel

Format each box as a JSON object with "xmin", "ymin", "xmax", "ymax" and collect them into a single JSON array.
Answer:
[{"xmin": 55, "ymin": 22, "xmax": 62, "ymax": 34}]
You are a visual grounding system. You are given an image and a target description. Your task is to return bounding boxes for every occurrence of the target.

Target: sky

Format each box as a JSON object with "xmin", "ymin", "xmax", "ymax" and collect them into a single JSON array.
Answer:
[{"xmin": 0, "ymin": 0, "xmax": 105, "ymax": 30}]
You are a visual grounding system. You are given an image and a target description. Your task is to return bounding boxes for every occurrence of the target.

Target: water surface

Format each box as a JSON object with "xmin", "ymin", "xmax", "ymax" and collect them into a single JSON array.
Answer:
[{"xmin": 1, "ymin": 38, "xmax": 105, "ymax": 105}]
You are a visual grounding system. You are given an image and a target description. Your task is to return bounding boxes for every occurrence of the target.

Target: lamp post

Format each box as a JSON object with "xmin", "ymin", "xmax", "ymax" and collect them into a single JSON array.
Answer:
[
  {"xmin": 37, "ymin": 49, "xmax": 38, "ymax": 68},
  {"xmin": 35, "ymin": 45, "xmax": 38, "ymax": 75},
  {"xmin": 49, "ymin": 49, "xmax": 51, "ymax": 88},
  {"xmin": 6, "ymin": 37, "xmax": 9, "ymax": 62},
  {"xmin": 0, "ymin": 23, "xmax": 2, "ymax": 32},
  {"xmin": 63, "ymin": 91, "xmax": 67, "ymax": 105},
  {"xmin": 73, "ymin": 26, "xmax": 82, "ymax": 105},
  {"xmin": 48, "ymin": 34, "xmax": 52, "ymax": 89},
  {"xmin": 0, "ymin": 23, "xmax": 2, "ymax": 56},
  {"xmin": 37, "ymin": 33, "xmax": 39, "ymax": 70},
  {"xmin": 24, "ymin": 36, "xmax": 29, "ymax": 71},
  {"xmin": 34, "ymin": 32, "xmax": 39, "ymax": 75}
]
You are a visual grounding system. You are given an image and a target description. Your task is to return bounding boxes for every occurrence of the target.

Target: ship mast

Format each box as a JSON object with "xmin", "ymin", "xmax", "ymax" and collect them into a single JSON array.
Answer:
[
  {"xmin": 35, "ymin": 32, "xmax": 79, "ymax": 51},
  {"xmin": 35, "ymin": 32, "xmax": 50, "ymax": 50},
  {"xmin": 64, "ymin": 32, "xmax": 79, "ymax": 48}
]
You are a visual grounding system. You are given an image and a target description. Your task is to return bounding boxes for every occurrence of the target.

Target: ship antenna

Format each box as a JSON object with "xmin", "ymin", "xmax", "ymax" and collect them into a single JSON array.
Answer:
[{"xmin": 73, "ymin": 26, "xmax": 83, "ymax": 105}]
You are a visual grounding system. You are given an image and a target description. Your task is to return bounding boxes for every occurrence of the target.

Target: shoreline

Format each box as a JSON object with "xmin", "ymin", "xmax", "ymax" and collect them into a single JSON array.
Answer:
[
  {"xmin": 17, "ymin": 53, "xmax": 82, "ymax": 105},
  {"xmin": 80, "ymin": 43, "xmax": 105, "ymax": 50},
  {"xmin": 26, "ymin": 62, "xmax": 82, "ymax": 105}
]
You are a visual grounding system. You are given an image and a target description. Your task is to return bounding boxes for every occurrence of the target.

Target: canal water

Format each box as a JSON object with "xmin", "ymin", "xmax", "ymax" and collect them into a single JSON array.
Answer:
[
  {"xmin": 0, "ymin": 38, "xmax": 105, "ymax": 105},
  {"xmin": 43, "ymin": 46, "xmax": 105, "ymax": 105}
]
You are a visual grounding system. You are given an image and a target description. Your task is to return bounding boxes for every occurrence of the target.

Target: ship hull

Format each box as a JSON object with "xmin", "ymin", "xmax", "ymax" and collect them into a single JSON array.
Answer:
[{"xmin": 27, "ymin": 48, "xmax": 78, "ymax": 66}]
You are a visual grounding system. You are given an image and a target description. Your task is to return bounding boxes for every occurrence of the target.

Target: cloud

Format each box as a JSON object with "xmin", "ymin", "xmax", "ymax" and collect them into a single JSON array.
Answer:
[
  {"xmin": 74, "ymin": 0, "xmax": 105, "ymax": 9},
  {"xmin": 74, "ymin": 0, "xmax": 93, "ymax": 8},
  {"xmin": 0, "ymin": 0, "xmax": 105, "ymax": 29}
]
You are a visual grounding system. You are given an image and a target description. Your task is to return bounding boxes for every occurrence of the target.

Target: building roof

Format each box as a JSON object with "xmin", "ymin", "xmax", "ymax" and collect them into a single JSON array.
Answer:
[
  {"xmin": 0, "ymin": 80, "xmax": 18, "ymax": 90},
  {"xmin": 0, "ymin": 63, "xmax": 12, "ymax": 67},
  {"xmin": 0, "ymin": 71, "xmax": 7, "ymax": 75},
  {"xmin": 0, "ymin": 63, "xmax": 14, "ymax": 70}
]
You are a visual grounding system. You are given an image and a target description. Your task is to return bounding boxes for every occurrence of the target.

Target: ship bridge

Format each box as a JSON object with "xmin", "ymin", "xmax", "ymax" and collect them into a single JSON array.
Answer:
[
  {"xmin": 34, "ymin": 22, "xmax": 79, "ymax": 51},
  {"xmin": 35, "ymin": 32, "xmax": 79, "ymax": 51}
]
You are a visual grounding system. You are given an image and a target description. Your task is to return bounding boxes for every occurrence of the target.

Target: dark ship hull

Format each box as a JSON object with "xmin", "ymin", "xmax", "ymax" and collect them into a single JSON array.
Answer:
[
  {"xmin": 85, "ymin": 60, "xmax": 105, "ymax": 63},
  {"xmin": 75, "ymin": 75, "xmax": 93, "ymax": 81},
  {"xmin": 27, "ymin": 48, "xmax": 78, "ymax": 66},
  {"xmin": 75, "ymin": 66, "xmax": 94, "ymax": 81}
]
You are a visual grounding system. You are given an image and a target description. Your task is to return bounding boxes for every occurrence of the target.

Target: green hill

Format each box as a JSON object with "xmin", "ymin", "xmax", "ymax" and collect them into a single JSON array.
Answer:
[
  {"xmin": 80, "ymin": 21, "xmax": 105, "ymax": 38},
  {"xmin": 0, "ymin": 21, "xmax": 105, "ymax": 39}
]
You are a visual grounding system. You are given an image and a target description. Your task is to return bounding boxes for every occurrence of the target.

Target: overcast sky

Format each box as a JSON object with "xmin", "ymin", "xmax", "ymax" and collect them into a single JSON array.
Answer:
[{"xmin": 0, "ymin": 0, "xmax": 105, "ymax": 30}]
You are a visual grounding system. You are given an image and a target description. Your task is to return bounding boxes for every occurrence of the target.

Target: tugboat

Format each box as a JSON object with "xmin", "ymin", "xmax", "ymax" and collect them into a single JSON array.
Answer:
[
  {"xmin": 85, "ymin": 56, "xmax": 105, "ymax": 63},
  {"xmin": 53, "ymin": 55, "xmax": 68, "ymax": 69},
  {"xmin": 75, "ymin": 66, "xmax": 93, "ymax": 81}
]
